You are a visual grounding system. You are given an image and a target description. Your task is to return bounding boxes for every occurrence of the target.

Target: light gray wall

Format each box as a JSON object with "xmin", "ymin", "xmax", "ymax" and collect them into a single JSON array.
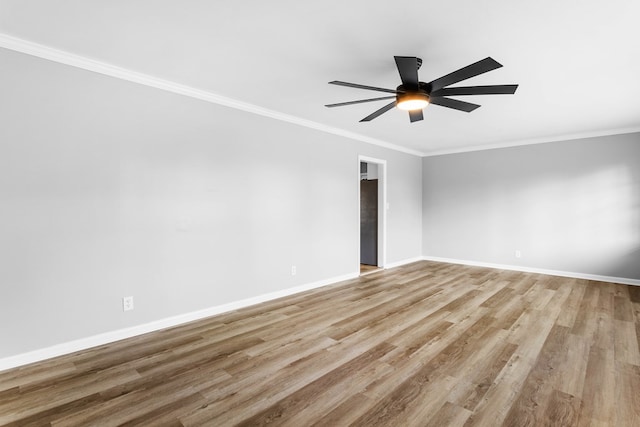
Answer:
[
  {"xmin": 362, "ymin": 162, "xmax": 378, "ymax": 180},
  {"xmin": 423, "ymin": 132, "xmax": 640, "ymax": 280},
  {"xmin": 0, "ymin": 48, "xmax": 422, "ymax": 358}
]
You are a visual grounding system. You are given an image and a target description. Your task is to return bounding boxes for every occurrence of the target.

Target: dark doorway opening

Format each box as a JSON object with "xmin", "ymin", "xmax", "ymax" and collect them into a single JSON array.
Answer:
[{"xmin": 360, "ymin": 162, "xmax": 380, "ymax": 274}]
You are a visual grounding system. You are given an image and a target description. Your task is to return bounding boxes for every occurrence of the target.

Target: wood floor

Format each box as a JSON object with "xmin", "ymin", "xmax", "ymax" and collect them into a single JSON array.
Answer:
[
  {"xmin": 1, "ymin": 261, "xmax": 639, "ymax": 426},
  {"xmin": 360, "ymin": 263, "xmax": 381, "ymax": 275}
]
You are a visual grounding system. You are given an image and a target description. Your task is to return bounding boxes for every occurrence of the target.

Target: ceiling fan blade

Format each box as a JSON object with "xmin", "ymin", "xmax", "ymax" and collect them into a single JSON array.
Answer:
[
  {"xmin": 409, "ymin": 110, "xmax": 423, "ymax": 122},
  {"xmin": 360, "ymin": 101, "xmax": 397, "ymax": 122},
  {"xmin": 428, "ymin": 57, "xmax": 503, "ymax": 92},
  {"xmin": 430, "ymin": 97, "xmax": 480, "ymax": 113},
  {"xmin": 329, "ymin": 81, "xmax": 399, "ymax": 94},
  {"xmin": 394, "ymin": 56, "xmax": 420, "ymax": 90},
  {"xmin": 325, "ymin": 96, "xmax": 396, "ymax": 108},
  {"xmin": 431, "ymin": 84, "xmax": 519, "ymax": 97}
]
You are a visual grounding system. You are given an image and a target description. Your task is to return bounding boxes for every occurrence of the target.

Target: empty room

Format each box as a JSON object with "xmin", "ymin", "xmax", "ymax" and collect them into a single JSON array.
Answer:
[{"xmin": 1, "ymin": 1, "xmax": 639, "ymax": 426}]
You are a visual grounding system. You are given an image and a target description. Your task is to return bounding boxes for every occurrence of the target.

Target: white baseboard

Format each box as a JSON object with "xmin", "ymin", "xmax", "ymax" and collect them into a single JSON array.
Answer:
[
  {"xmin": 5, "ymin": 257, "xmax": 635, "ymax": 372},
  {"xmin": 0, "ymin": 271, "xmax": 359, "ymax": 373},
  {"xmin": 384, "ymin": 256, "xmax": 424, "ymax": 270},
  {"xmin": 421, "ymin": 255, "xmax": 640, "ymax": 286}
]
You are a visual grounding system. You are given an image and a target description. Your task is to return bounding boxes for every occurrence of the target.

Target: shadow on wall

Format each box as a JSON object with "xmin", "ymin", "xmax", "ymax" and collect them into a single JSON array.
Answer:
[
  {"xmin": 584, "ymin": 164, "xmax": 640, "ymax": 280},
  {"xmin": 508, "ymin": 155, "xmax": 640, "ymax": 279},
  {"xmin": 601, "ymin": 247, "xmax": 640, "ymax": 280},
  {"xmin": 596, "ymin": 165, "xmax": 640, "ymax": 279},
  {"xmin": 518, "ymin": 163, "xmax": 640, "ymax": 279}
]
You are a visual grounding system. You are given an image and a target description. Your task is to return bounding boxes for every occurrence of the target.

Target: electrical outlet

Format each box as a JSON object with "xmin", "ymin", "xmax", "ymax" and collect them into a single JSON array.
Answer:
[
  {"xmin": 515, "ymin": 250, "xmax": 522, "ymax": 258},
  {"xmin": 291, "ymin": 265, "xmax": 297, "ymax": 276},
  {"xmin": 123, "ymin": 296, "xmax": 134, "ymax": 311}
]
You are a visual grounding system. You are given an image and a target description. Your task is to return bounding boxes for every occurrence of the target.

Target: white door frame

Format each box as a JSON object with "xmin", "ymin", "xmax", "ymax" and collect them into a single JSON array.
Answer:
[{"xmin": 358, "ymin": 155, "xmax": 387, "ymax": 270}]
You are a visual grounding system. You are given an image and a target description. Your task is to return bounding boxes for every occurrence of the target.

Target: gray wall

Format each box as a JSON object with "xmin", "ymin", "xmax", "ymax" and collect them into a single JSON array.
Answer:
[
  {"xmin": 0, "ymin": 48, "xmax": 422, "ymax": 358},
  {"xmin": 423, "ymin": 132, "xmax": 640, "ymax": 280}
]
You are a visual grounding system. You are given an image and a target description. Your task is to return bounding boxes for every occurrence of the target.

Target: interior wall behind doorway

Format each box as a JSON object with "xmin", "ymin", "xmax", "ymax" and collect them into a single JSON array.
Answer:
[{"xmin": 360, "ymin": 162, "xmax": 378, "ymax": 266}]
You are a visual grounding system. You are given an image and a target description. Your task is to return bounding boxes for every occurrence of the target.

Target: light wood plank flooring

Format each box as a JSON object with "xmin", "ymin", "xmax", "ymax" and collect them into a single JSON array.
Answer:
[
  {"xmin": 1, "ymin": 261, "xmax": 639, "ymax": 426},
  {"xmin": 360, "ymin": 264, "xmax": 381, "ymax": 275}
]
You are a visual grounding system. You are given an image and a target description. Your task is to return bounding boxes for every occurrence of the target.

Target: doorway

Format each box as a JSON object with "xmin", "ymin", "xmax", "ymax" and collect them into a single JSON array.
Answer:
[{"xmin": 359, "ymin": 156, "xmax": 386, "ymax": 275}]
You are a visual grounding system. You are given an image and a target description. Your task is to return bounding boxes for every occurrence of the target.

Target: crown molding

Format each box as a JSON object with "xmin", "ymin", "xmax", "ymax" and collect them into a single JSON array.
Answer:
[
  {"xmin": 422, "ymin": 126, "xmax": 640, "ymax": 157},
  {"xmin": 0, "ymin": 33, "xmax": 425, "ymax": 157}
]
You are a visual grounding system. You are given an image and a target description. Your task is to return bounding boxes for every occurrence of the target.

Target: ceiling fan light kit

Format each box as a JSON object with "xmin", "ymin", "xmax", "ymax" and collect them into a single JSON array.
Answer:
[
  {"xmin": 396, "ymin": 91, "xmax": 430, "ymax": 111},
  {"xmin": 326, "ymin": 56, "xmax": 518, "ymax": 123}
]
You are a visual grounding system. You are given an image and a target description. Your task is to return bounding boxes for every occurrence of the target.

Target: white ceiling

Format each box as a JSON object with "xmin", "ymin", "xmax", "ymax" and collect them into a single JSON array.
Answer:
[{"xmin": 1, "ymin": 0, "xmax": 640, "ymax": 156}]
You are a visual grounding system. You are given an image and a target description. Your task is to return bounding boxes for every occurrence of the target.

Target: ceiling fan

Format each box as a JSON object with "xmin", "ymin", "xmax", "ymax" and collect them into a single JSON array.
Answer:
[{"xmin": 325, "ymin": 56, "xmax": 518, "ymax": 122}]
